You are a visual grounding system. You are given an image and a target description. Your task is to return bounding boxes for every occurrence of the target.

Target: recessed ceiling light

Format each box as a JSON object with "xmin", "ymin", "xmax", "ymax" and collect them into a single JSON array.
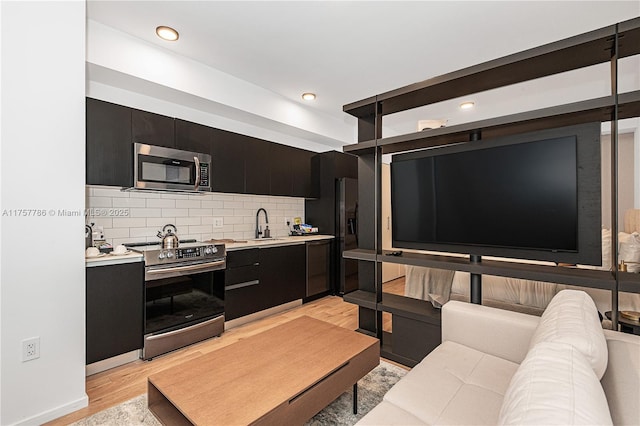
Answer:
[
  {"xmin": 460, "ymin": 101, "xmax": 475, "ymax": 110},
  {"xmin": 156, "ymin": 26, "xmax": 179, "ymax": 41},
  {"xmin": 302, "ymin": 92, "xmax": 316, "ymax": 101}
]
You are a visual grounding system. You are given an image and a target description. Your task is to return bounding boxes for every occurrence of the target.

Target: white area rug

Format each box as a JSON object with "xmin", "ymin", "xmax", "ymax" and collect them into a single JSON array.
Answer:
[{"xmin": 71, "ymin": 360, "xmax": 407, "ymax": 425}]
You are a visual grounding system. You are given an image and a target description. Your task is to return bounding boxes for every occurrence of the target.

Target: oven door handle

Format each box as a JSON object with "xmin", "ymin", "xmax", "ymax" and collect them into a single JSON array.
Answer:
[{"xmin": 146, "ymin": 259, "xmax": 226, "ymax": 279}]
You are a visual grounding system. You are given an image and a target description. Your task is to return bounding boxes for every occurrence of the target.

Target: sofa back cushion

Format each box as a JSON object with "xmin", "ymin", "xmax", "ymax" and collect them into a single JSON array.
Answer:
[
  {"xmin": 498, "ymin": 341, "xmax": 613, "ymax": 425},
  {"xmin": 529, "ymin": 289, "xmax": 608, "ymax": 378}
]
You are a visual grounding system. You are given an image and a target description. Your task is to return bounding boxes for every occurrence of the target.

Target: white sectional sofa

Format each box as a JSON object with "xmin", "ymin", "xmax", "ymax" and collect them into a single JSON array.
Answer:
[{"xmin": 358, "ymin": 290, "xmax": 640, "ymax": 425}]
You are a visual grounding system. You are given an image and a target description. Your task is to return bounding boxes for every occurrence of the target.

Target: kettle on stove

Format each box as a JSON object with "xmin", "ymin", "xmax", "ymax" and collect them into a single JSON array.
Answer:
[{"xmin": 157, "ymin": 224, "xmax": 179, "ymax": 249}]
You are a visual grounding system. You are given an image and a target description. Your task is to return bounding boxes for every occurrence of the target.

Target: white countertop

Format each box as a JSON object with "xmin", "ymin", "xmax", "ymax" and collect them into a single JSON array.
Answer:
[
  {"xmin": 85, "ymin": 251, "xmax": 144, "ymax": 267},
  {"xmin": 85, "ymin": 235, "xmax": 333, "ymax": 266},
  {"xmin": 222, "ymin": 234, "xmax": 334, "ymax": 251}
]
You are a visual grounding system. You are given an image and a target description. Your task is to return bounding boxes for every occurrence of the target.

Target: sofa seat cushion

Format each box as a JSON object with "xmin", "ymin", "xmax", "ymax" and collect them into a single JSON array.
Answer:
[
  {"xmin": 529, "ymin": 289, "xmax": 608, "ymax": 378},
  {"xmin": 381, "ymin": 341, "xmax": 519, "ymax": 425},
  {"xmin": 357, "ymin": 401, "xmax": 427, "ymax": 425},
  {"xmin": 498, "ymin": 341, "xmax": 612, "ymax": 425}
]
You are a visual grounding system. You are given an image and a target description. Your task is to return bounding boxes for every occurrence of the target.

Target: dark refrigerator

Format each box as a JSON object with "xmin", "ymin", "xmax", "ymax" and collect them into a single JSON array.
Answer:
[{"xmin": 337, "ymin": 177, "xmax": 359, "ymax": 295}]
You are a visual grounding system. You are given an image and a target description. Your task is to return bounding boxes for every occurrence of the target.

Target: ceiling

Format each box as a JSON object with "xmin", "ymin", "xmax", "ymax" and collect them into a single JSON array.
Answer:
[{"xmin": 86, "ymin": 1, "xmax": 640, "ymax": 150}]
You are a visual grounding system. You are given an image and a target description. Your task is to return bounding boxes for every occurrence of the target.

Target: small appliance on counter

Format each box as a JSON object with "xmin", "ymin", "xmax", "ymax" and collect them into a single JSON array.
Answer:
[{"xmin": 290, "ymin": 223, "xmax": 319, "ymax": 236}]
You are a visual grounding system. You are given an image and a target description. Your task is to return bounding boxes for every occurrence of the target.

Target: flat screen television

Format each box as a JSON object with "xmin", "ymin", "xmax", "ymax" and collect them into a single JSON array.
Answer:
[{"xmin": 391, "ymin": 122, "xmax": 602, "ymax": 265}]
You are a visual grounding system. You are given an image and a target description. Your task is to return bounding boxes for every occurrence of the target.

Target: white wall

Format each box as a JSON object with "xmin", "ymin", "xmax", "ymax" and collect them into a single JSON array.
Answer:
[
  {"xmin": 1, "ymin": 2, "xmax": 88, "ymax": 424},
  {"xmin": 86, "ymin": 187, "xmax": 305, "ymax": 245}
]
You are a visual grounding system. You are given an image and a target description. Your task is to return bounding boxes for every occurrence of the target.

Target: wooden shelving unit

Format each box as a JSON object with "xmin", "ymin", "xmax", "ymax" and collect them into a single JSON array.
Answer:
[{"xmin": 342, "ymin": 16, "xmax": 640, "ymax": 366}]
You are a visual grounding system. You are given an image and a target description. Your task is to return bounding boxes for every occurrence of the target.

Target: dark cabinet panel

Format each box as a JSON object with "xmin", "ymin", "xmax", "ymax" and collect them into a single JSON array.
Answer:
[
  {"xmin": 291, "ymin": 148, "xmax": 314, "ymax": 198},
  {"xmin": 224, "ymin": 249, "xmax": 263, "ymax": 321},
  {"xmin": 306, "ymin": 240, "xmax": 331, "ymax": 297},
  {"xmin": 260, "ymin": 245, "xmax": 306, "ymax": 307},
  {"xmin": 86, "ymin": 98, "xmax": 133, "ymax": 187},
  {"xmin": 87, "ymin": 99, "xmax": 315, "ymax": 197},
  {"xmin": 175, "ymin": 119, "xmax": 213, "ymax": 155},
  {"xmin": 132, "ymin": 109, "xmax": 175, "ymax": 148},
  {"xmin": 86, "ymin": 262, "xmax": 144, "ymax": 364},
  {"xmin": 244, "ymin": 137, "xmax": 271, "ymax": 195},
  {"xmin": 269, "ymin": 143, "xmax": 291, "ymax": 196},
  {"xmin": 211, "ymin": 129, "xmax": 246, "ymax": 194}
]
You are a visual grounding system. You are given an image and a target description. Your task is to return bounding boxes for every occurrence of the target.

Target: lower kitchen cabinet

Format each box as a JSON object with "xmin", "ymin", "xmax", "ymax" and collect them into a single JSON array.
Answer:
[
  {"xmin": 86, "ymin": 261, "xmax": 144, "ymax": 364},
  {"xmin": 260, "ymin": 244, "xmax": 306, "ymax": 307},
  {"xmin": 224, "ymin": 245, "xmax": 306, "ymax": 321},
  {"xmin": 306, "ymin": 240, "xmax": 331, "ymax": 297},
  {"xmin": 223, "ymin": 249, "xmax": 262, "ymax": 321}
]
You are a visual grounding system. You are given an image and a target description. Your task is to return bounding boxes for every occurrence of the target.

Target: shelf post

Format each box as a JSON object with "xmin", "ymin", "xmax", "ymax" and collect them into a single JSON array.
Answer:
[
  {"xmin": 610, "ymin": 25, "xmax": 620, "ymax": 330},
  {"xmin": 470, "ymin": 255, "xmax": 482, "ymax": 304}
]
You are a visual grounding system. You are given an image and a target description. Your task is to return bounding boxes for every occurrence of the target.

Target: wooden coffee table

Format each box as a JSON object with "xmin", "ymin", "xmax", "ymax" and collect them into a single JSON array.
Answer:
[{"xmin": 147, "ymin": 316, "xmax": 380, "ymax": 425}]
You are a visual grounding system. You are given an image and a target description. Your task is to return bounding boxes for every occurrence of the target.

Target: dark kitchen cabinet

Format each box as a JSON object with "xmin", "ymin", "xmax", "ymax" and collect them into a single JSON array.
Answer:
[
  {"xmin": 224, "ymin": 245, "xmax": 306, "ymax": 321},
  {"xmin": 260, "ymin": 244, "xmax": 306, "ymax": 307},
  {"xmin": 211, "ymin": 129, "xmax": 246, "ymax": 194},
  {"xmin": 86, "ymin": 98, "xmax": 133, "ymax": 187},
  {"xmin": 290, "ymin": 148, "xmax": 314, "ymax": 197},
  {"xmin": 269, "ymin": 144, "xmax": 314, "ymax": 197},
  {"xmin": 223, "ymin": 249, "xmax": 263, "ymax": 321},
  {"xmin": 244, "ymin": 137, "xmax": 271, "ymax": 195},
  {"xmin": 132, "ymin": 108, "xmax": 175, "ymax": 148},
  {"xmin": 86, "ymin": 99, "xmax": 315, "ymax": 197},
  {"xmin": 269, "ymin": 143, "xmax": 291, "ymax": 196},
  {"xmin": 306, "ymin": 240, "xmax": 331, "ymax": 297},
  {"xmin": 175, "ymin": 119, "xmax": 214, "ymax": 155},
  {"xmin": 86, "ymin": 261, "xmax": 144, "ymax": 364}
]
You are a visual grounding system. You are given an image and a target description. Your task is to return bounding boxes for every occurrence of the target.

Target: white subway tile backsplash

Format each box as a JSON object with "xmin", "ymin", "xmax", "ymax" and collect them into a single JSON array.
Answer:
[
  {"xmin": 112, "ymin": 197, "xmax": 146, "ymax": 208},
  {"xmin": 130, "ymin": 208, "xmax": 162, "ymax": 218},
  {"xmin": 112, "ymin": 217, "xmax": 147, "ymax": 228},
  {"xmin": 147, "ymin": 217, "xmax": 176, "ymax": 227},
  {"xmin": 129, "ymin": 191, "xmax": 162, "ymax": 199},
  {"xmin": 188, "ymin": 208, "xmax": 213, "ymax": 217},
  {"xmin": 175, "ymin": 217, "xmax": 202, "ymax": 226},
  {"xmin": 223, "ymin": 201, "xmax": 244, "ymax": 209},
  {"xmin": 176, "ymin": 199, "xmax": 202, "ymax": 209},
  {"xmin": 188, "ymin": 225, "xmax": 213, "ymax": 234},
  {"xmin": 129, "ymin": 227, "xmax": 159, "ymax": 238},
  {"xmin": 146, "ymin": 199, "xmax": 176, "ymax": 208},
  {"xmin": 89, "ymin": 197, "xmax": 113, "ymax": 207},
  {"xmin": 87, "ymin": 187, "xmax": 305, "ymax": 245},
  {"xmin": 201, "ymin": 200, "xmax": 224, "ymax": 209},
  {"xmin": 105, "ymin": 228, "xmax": 130, "ymax": 239},
  {"xmin": 162, "ymin": 208, "xmax": 189, "ymax": 217}
]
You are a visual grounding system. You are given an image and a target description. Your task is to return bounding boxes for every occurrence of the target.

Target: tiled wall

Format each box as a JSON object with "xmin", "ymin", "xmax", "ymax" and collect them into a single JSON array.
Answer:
[{"xmin": 86, "ymin": 186, "xmax": 305, "ymax": 246}]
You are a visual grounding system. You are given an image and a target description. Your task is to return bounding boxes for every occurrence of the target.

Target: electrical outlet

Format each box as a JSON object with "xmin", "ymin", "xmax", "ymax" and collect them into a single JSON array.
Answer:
[
  {"xmin": 213, "ymin": 217, "xmax": 223, "ymax": 228},
  {"xmin": 285, "ymin": 217, "xmax": 290, "ymax": 226},
  {"xmin": 22, "ymin": 337, "xmax": 40, "ymax": 362}
]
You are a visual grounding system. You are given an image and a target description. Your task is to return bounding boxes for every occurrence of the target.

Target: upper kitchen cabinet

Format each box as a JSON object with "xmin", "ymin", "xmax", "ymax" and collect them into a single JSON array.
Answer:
[
  {"xmin": 211, "ymin": 128, "xmax": 246, "ymax": 194},
  {"xmin": 289, "ymin": 147, "xmax": 314, "ymax": 198},
  {"xmin": 86, "ymin": 98, "xmax": 133, "ymax": 187},
  {"xmin": 244, "ymin": 136, "xmax": 271, "ymax": 195},
  {"xmin": 175, "ymin": 119, "xmax": 214, "ymax": 155},
  {"xmin": 132, "ymin": 108, "xmax": 175, "ymax": 148},
  {"xmin": 269, "ymin": 142, "xmax": 292, "ymax": 196}
]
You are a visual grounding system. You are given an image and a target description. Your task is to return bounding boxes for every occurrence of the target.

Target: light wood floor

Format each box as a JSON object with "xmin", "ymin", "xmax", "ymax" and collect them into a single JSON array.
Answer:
[{"xmin": 46, "ymin": 278, "xmax": 406, "ymax": 425}]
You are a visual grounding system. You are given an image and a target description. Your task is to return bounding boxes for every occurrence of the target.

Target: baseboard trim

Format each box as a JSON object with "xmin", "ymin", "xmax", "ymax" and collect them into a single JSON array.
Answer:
[
  {"xmin": 225, "ymin": 300, "xmax": 302, "ymax": 330},
  {"xmin": 13, "ymin": 394, "xmax": 88, "ymax": 426},
  {"xmin": 86, "ymin": 349, "xmax": 141, "ymax": 376}
]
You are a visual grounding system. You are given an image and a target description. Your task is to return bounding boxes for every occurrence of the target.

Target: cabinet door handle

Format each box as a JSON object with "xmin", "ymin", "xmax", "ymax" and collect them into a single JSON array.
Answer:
[{"xmin": 226, "ymin": 280, "xmax": 260, "ymax": 290}]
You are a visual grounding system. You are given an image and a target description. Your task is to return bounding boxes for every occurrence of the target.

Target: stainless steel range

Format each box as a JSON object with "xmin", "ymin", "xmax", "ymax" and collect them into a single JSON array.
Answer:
[{"xmin": 128, "ymin": 241, "xmax": 226, "ymax": 360}]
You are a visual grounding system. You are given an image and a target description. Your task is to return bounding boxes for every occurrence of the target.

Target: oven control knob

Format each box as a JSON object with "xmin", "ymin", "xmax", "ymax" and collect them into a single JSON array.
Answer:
[
  {"xmin": 205, "ymin": 245, "xmax": 216, "ymax": 255},
  {"xmin": 166, "ymin": 250, "xmax": 174, "ymax": 259},
  {"xmin": 158, "ymin": 251, "xmax": 166, "ymax": 260}
]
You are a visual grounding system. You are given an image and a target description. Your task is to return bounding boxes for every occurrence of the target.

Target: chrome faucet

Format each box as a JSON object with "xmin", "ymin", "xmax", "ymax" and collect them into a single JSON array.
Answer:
[{"xmin": 255, "ymin": 208, "xmax": 269, "ymax": 238}]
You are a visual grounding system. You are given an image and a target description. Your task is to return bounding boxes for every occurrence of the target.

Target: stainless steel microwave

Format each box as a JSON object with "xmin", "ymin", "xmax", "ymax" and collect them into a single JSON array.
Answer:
[{"xmin": 134, "ymin": 143, "xmax": 211, "ymax": 192}]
